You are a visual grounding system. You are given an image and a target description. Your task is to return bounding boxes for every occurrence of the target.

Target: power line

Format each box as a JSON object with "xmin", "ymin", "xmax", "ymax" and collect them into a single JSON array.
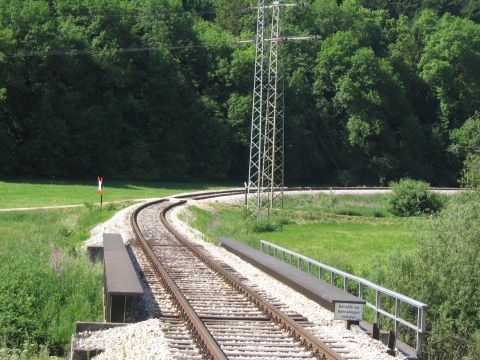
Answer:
[
  {"xmin": 248, "ymin": 3, "xmax": 308, "ymax": 10},
  {"xmin": 6, "ymin": 45, "xmax": 216, "ymax": 57},
  {"xmin": 1, "ymin": 8, "xmax": 217, "ymax": 21},
  {"xmin": 4, "ymin": 35, "xmax": 321, "ymax": 57},
  {"xmin": 236, "ymin": 35, "xmax": 321, "ymax": 44}
]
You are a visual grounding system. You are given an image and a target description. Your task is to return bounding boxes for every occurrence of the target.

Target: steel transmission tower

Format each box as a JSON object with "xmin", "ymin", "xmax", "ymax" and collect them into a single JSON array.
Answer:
[
  {"xmin": 261, "ymin": 3, "xmax": 284, "ymax": 216},
  {"xmin": 247, "ymin": 0, "xmax": 267, "ymax": 218},
  {"xmin": 247, "ymin": 1, "xmax": 286, "ymax": 219},
  {"xmin": 247, "ymin": 1, "xmax": 301, "ymax": 218}
]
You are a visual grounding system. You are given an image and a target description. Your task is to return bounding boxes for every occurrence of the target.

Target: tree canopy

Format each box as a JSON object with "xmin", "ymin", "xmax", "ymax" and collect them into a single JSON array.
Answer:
[{"xmin": 0, "ymin": 0, "xmax": 479, "ymax": 185}]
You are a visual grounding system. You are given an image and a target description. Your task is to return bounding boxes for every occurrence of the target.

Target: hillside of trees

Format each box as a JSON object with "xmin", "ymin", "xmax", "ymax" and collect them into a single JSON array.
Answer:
[{"xmin": 0, "ymin": 0, "xmax": 479, "ymax": 185}]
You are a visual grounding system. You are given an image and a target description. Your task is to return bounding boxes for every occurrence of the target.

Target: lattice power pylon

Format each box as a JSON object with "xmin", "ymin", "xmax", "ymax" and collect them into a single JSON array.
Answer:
[
  {"xmin": 261, "ymin": 3, "xmax": 284, "ymax": 216},
  {"xmin": 247, "ymin": 1, "xmax": 306, "ymax": 218},
  {"xmin": 247, "ymin": 0, "xmax": 267, "ymax": 218}
]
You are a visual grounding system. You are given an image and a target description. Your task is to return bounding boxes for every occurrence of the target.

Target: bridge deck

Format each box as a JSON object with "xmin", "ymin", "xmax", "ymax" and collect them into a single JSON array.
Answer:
[{"xmin": 219, "ymin": 238, "xmax": 364, "ymax": 312}]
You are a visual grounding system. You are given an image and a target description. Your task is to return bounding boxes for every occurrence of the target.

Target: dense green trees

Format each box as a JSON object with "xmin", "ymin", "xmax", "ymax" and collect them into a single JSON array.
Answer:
[
  {"xmin": 0, "ymin": 2, "xmax": 479, "ymax": 357},
  {"xmin": 360, "ymin": 0, "xmax": 480, "ymax": 22},
  {"xmin": 450, "ymin": 112, "xmax": 480, "ymax": 187},
  {"xmin": 0, "ymin": 0, "xmax": 479, "ymax": 185}
]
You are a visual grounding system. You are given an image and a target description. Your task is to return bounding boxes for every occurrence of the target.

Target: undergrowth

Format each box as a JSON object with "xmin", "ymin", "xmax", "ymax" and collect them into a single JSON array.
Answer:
[
  {"xmin": 0, "ymin": 342, "xmax": 51, "ymax": 360},
  {"xmin": 0, "ymin": 203, "xmax": 125, "ymax": 357}
]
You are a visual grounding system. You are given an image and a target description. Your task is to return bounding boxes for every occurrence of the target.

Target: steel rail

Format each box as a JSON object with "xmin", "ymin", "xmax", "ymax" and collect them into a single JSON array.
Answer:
[
  {"xmin": 160, "ymin": 199, "xmax": 344, "ymax": 360},
  {"xmin": 173, "ymin": 186, "xmax": 462, "ymax": 201},
  {"xmin": 131, "ymin": 186, "xmax": 457, "ymax": 358},
  {"xmin": 173, "ymin": 189, "xmax": 244, "ymax": 200},
  {"xmin": 131, "ymin": 199, "xmax": 228, "ymax": 360}
]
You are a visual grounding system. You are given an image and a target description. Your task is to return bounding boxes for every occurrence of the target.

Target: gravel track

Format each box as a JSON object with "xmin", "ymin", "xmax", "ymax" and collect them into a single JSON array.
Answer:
[
  {"xmin": 75, "ymin": 192, "xmax": 408, "ymax": 359},
  {"xmin": 135, "ymin": 201, "xmax": 323, "ymax": 359}
]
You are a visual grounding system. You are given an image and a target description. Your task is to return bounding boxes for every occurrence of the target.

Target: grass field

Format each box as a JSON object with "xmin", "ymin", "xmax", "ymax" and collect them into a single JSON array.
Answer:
[
  {"xmin": 0, "ymin": 204, "xmax": 128, "ymax": 357},
  {"xmin": 0, "ymin": 180, "xmax": 224, "ymax": 357},
  {"xmin": 0, "ymin": 179, "xmax": 230, "ymax": 208},
  {"xmin": 186, "ymin": 193, "xmax": 420, "ymax": 278}
]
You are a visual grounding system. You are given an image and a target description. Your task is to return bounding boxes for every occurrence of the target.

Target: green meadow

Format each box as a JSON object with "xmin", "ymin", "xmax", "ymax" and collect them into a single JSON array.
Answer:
[
  {"xmin": 0, "ymin": 205, "xmax": 120, "ymax": 357},
  {"xmin": 0, "ymin": 180, "xmax": 222, "ymax": 358},
  {"xmin": 0, "ymin": 179, "xmax": 230, "ymax": 208},
  {"xmin": 186, "ymin": 193, "xmax": 420, "ymax": 278}
]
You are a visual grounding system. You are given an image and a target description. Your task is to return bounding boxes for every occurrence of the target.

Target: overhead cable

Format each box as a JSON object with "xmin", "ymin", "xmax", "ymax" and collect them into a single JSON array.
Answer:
[{"xmin": 5, "ymin": 35, "xmax": 321, "ymax": 57}]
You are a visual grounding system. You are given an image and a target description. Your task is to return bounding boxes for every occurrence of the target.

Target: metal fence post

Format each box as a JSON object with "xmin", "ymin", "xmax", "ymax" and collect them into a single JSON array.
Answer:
[
  {"xmin": 359, "ymin": 283, "xmax": 364, "ymax": 318},
  {"xmin": 395, "ymin": 298, "xmax": 400, "ymax": 337},
  {"xmin": 375, "ymin": 290, "xmax": 381, "ymax": 324},
  {"xmin": 416, "ymin": 307, "xmax": 426, "ymax": 357}
]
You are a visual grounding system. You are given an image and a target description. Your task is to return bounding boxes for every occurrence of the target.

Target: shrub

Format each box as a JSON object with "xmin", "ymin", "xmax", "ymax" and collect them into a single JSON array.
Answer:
[
  {"xmin": 378, "ymin": 191, "xmax": 480, "ymax": 359},
  {"xmin": 461, "ymin": 153, "xmax": 480, "ymax": 189},
  {"xmin": 251, "ymin": 217, "xmax": 290, "ymax": 233},
  {"xmin": 388, "ymin": 178, "xmax": 442, "ymax": 216}
]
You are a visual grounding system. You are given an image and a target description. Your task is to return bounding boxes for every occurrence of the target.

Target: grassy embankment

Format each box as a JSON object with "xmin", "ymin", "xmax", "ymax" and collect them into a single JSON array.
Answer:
[
  {"xmin": 0, "ymin": 204, "xmax": 119, "ymax": 359},
  {"xmin": 185, "ymin": 192, "xmax": 421, "ymax": 278},
  {"xmin": 0, "ymin": 180, "xmax": 224, "ymax": 359}
]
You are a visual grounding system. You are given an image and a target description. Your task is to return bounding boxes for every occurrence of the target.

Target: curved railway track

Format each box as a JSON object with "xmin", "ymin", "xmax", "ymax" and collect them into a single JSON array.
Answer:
[{"xmin": 130, "ymin": 191, "xmax": 347, "ymax": 360}]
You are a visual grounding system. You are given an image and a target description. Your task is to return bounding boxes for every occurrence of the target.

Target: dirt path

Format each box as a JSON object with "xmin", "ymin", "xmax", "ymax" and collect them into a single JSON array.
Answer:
[{"xmin": 0, "ymin": 199, "xmax": 150, "ymax": 212}]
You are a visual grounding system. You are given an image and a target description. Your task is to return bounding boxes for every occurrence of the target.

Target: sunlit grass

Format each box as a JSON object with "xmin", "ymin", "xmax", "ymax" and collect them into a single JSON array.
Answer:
[
  {"xmin": 0, "ymin": 181, "xmax": 221, "ymax": 357},
  {"xmin": 0, "ymin": 204, "xmax": 124, "ymax": 356},
  {"xmin": 185, "ymin": 193, "xmax": 419, "ymax": 279},
  {"xmin": 259, "ymin": 220, "xmax": 415, "ymax": 277},
  {"xmin": 282, "ymin": 193, "xmax": 392, "ymax": 218},
  {"xmin": 0, "ymin": 179, "xmax": 232, "ymax": 208}
]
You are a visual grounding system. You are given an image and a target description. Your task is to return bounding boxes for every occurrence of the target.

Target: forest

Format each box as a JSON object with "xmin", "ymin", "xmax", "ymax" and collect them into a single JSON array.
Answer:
[{"xmin": 0, "ymin": 0, "xmax": 479, "ymax": 185}]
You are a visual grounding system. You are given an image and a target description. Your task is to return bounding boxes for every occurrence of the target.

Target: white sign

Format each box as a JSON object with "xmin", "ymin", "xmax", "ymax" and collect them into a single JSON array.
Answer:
[
  {"xmin": 97, "ymin": 177, "xmax": 104, "ymax": 194},
  {"xmin": 334, "ymin": 302, "xmax": 363, "ymax": 321}
]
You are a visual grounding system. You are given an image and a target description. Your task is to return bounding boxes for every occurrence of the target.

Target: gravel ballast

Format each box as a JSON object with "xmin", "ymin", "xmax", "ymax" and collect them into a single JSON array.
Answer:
[
  {"xmin": 76, "ymin": 193, "xmax": 407, "ymax": 359},
  {"xmin": 74, "ymin": 319, "xmax": 172, "ymax": 360}
]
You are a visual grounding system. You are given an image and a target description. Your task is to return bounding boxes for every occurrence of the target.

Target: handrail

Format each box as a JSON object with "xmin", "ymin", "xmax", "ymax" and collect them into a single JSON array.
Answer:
[{"xmin": 260, "ymin": 240, "xmax": 427, "ymax": 357}]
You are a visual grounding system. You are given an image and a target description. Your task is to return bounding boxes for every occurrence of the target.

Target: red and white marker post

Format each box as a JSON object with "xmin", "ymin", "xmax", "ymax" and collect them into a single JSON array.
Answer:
[{"xmin": 97, "ymin": 177, "xmax": 104, "ymax": 206}]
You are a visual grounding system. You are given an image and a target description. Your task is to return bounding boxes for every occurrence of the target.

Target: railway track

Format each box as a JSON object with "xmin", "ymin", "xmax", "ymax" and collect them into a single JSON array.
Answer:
[{"xmin": 130, "ymin": 192, "xmax": 348, "ymax": 360}]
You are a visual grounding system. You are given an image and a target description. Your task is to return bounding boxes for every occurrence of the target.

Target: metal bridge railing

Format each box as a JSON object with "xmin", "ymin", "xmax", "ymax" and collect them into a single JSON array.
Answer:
[{"xmin": 260, "ymin": 240, "xmax": 428, "ymax": 357}]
